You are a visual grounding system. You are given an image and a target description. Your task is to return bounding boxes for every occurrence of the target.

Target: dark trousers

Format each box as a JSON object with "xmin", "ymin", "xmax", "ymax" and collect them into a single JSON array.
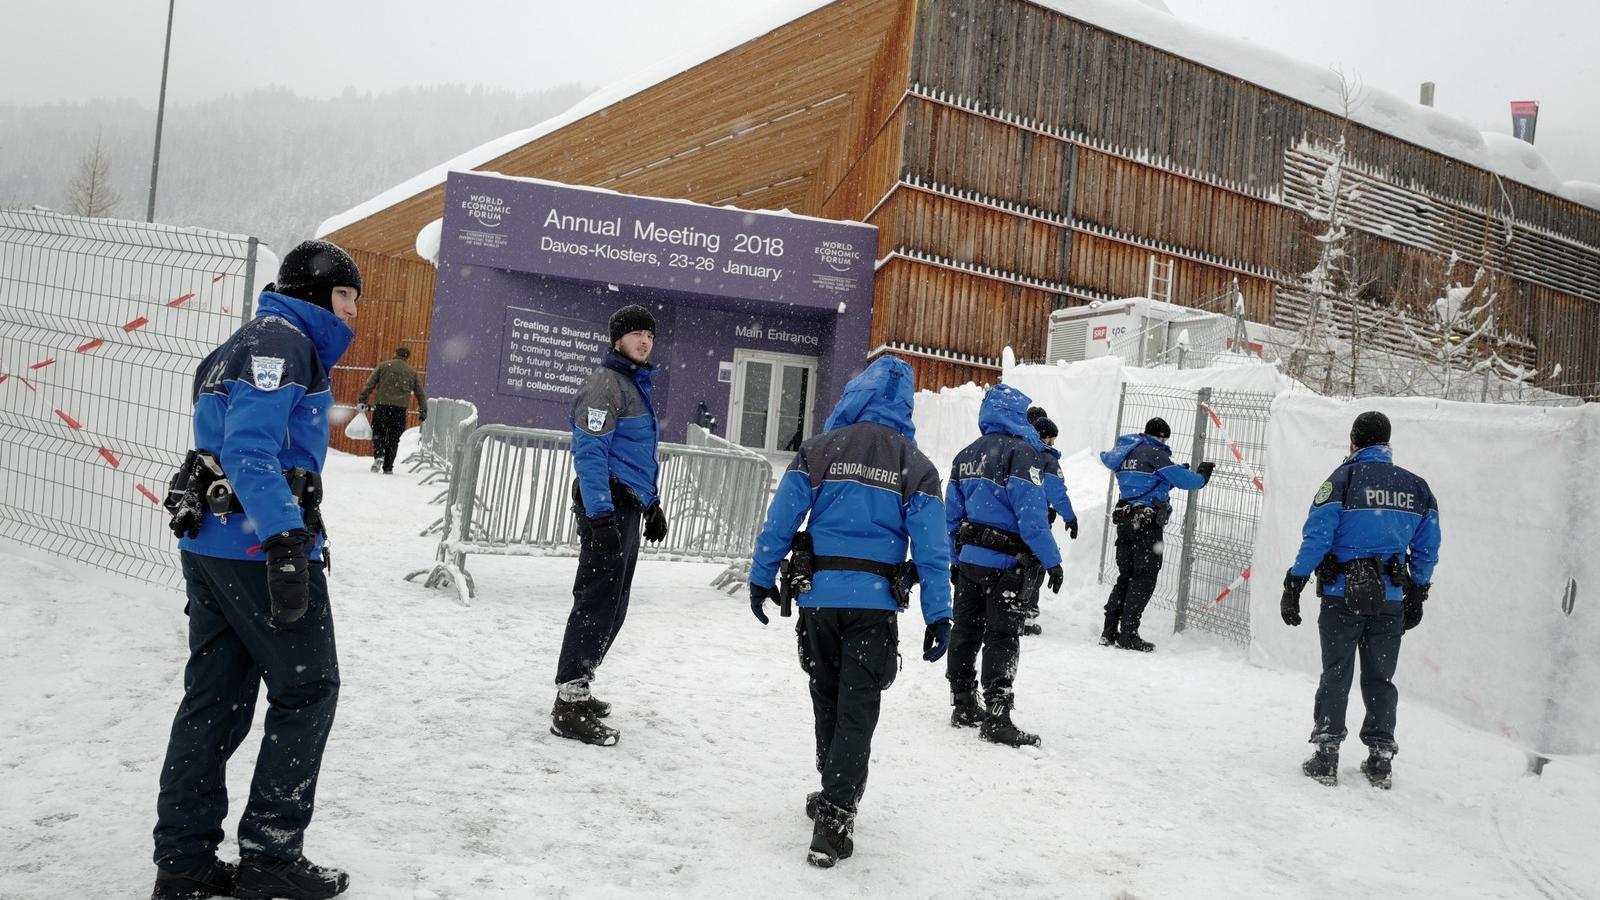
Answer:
[
  {"xmin": 799, "ymin": 607, "xmax": 898, "ymax": 812},
  {"xmin": 1312, "ymin": 601, "xmax": 1405, "ymax": 752},
  {"xmin": 370, "ymin": 403, "xmax": 407, "ymax": 472},
  {"xmin": 154, "ymin": 552, "xmax": 339, "ymax": 870},
  {"xmin": 946, "ymin": 562, "xmax": 1030, "ymax": 707},
  {"xmin": 556, "ymin": 507, "xmax": 642, "ymax": 686},
  {"xmin": 1104, "ymin": 513, "xmax": 1164, "ymax": 636}
]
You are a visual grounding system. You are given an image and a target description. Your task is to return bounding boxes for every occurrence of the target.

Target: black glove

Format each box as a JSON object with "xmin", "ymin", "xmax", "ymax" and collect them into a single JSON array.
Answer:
[
  {"xmin": 923, "ymin": 619, "xmax": 953, "ymax": 662},
  {"xmin": 1047, "ymin": 507, "xmax": 1058, "ymax": 525},
  {"xmin": 1197, "ymin": 461, "xmax": 1217, "ymax": 483},
  {"xmin": 1281, "ymin": 571, "xmax": 1309, "ymax": 626},
  {"xmin": 1063, "ymin": 517, "xmax": 1079, "ymax": 540},
  {"xmin": 1404, "ymin": 583, "xmax": 1429, "ymax": 631},
  {"xmin": 585, "ymin": 514, "xmax": 623, "ymax": 555},
  {"xmin": 263, "ymin": 529, "xmax": 313, "ymax": 628},
  {"xmin": 1046, "ymin": 565, "xmax": 1064, "ymax": 594},
  {"xmin": 750, "ymin": 582, "xmax": 782, "ymax": 625},
  {"xmin": 643, "ymin": 503, "xmax": 669, "ymax": 544}
]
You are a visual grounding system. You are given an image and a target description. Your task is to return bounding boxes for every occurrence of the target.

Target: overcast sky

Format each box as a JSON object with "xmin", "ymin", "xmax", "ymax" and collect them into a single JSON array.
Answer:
[{"xmin": 5, "ymin": 0, "xmax": 1596, "ymax": 171}]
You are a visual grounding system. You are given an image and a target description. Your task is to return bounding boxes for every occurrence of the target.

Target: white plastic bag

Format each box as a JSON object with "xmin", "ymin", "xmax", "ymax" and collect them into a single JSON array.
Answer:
[{"xmin": 344, "ymin": 410, "xmax": 372, "ymax": 440}]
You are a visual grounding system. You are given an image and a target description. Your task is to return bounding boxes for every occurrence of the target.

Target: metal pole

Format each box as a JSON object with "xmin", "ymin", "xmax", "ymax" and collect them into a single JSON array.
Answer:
[
  {"xmin": 240, "ymin": 237, "xmax": 258, "ymax": 324},
  {"xmin": 146, "ymin": 0, "xmax": 176, "ymax": 222},
  {"xmin": 1172, "ymin": 386, "xmax": 1212, "ymax": 633},
  {"xmin": 1097, "ymin": 383, "xmax": 1128, "ymax": 585}
]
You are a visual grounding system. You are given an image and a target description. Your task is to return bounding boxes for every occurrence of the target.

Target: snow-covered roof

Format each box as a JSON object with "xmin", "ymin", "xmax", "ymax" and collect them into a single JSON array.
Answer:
[{"xmin": 318, "ymin": 0, "xmax": 1598, "ymax": 239}]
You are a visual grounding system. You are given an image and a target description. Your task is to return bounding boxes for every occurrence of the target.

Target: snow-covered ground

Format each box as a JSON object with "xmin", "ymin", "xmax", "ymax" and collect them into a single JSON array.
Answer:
[{"xmin": 3, "ymin": 439, "xmax": 1597, "ymax": 899}]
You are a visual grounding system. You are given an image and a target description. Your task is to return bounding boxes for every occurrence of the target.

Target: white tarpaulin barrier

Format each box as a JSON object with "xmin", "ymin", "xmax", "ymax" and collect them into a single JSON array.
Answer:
[{"xmin": 1252, "ymin": 393, "xmax": 1600, "ymax": 754}]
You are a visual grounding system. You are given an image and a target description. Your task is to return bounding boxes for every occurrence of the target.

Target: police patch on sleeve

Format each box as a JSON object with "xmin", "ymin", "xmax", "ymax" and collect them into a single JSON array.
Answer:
[
  {"xmin": 1313, "ymin": 481, "xmax": 1334, "ymax": 505},
  {"xmin": 1029, "ymin": 466, "xmax": 1043, "ymax": 486},
  {"xmin": 250, "ymin": 356, "xmax": 286, "ymax": 391},
  {"xmin": 586, "ymin": 407, "xmax": 608, "ymax": 433}
]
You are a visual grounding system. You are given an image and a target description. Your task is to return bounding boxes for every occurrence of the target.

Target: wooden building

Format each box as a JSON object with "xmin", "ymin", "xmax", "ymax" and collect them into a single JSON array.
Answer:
[{"xmin": 321, "ymin": 0, "xmax": 1600, "ymax": 450}]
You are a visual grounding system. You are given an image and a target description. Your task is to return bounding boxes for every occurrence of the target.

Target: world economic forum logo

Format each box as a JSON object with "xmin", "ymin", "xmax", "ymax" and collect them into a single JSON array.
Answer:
[
  {"xmin": 462, "ymin": 194, "xmax": 512, "ymax": 228},
  {"xmin": 815, "ymin": 240, "xmax": 861, "ymax": 273}
]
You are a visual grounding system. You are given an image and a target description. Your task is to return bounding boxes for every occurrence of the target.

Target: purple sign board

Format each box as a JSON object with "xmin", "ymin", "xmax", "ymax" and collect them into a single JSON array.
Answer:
[{"xmin": 428, "ymin": 172, "xmax": 878, "ymax": 444}]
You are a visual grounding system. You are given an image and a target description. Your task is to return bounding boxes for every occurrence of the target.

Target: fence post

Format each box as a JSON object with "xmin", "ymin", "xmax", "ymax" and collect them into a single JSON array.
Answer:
[
  {"xmin": 1098, "ymin": 383, "xmax": 1129, "ymax": 585},
  {"xmin": 241, "ymin": 237, "xmax": 258, "ymax": 324},
  {"xmin": 1173, "ymin": 386, "xmax": 1212, "ymax": 633}
]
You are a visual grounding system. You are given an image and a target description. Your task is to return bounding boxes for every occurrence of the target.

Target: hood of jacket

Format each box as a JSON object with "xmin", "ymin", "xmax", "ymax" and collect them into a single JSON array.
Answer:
[
  {"xmin": 256, "ymin": 292, "xmax": 356, "ymax": 370},
  {"xmin": 824, "ymin": 356, "xmax": 916, "ymax": 440},
  {"xmin": 978, "ymin": 384, "xmax": 1043, "ymax": 447},
  {"xmin": 1101, "ymin": 432, "xmax": 1169, "ymax": 469}
]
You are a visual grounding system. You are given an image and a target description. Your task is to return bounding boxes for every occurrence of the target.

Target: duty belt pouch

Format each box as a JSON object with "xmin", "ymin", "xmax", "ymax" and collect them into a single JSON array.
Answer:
[{"xmin": 1341, "ymin": 557, "xmax": 1388, "ymax": 615}]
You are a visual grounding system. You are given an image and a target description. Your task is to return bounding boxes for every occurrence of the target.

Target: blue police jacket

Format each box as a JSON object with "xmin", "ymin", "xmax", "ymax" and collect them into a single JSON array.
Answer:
[
  {"xmin": 945, "ymin": 384, "xmax": 1062, "ymax": 571},
  {"xmin": 1290, "ymin": 444, "xmax": 1441, "ymax": 603},
  {"xmin": 179, "ymin": 292, "xmax": 354, "ymax": 561},
  {"xmin": 1042, "ymin": 445, "xmax": 1077, "ymax": 523},
  {"xmin": 750, "ymin": 356, "xmax": 953, "ymax": 624},
  {"xmin": 1100, "ymin": 432, "xmax": 1207, "ymax": 509},
  {"xmin": 571, "ymin": 349, "xmax": 659, "ymax": 518}
]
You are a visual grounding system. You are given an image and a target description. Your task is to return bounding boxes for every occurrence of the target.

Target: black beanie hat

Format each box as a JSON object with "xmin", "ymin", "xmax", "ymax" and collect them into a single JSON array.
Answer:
[
  {"xmin": 1026, "ymin": 405, "xmax": 1048, "ymax": 424},
  {"xmin": 1350, "ymin": 411, "xmax": 1392, "ymax": 448},
  {"xmin": 1034, "ymin": 417, "xmax": 1059, "ymax": 440},
  {"xmin": 395, "ymin": 347, "xmax": 410, "ymax": 359},
  {"xmin": 1144, "ymin": 417, "xmax": 1172, "ymax": 439},
  {"xmin": 272, "ymin": 239, "xmax": 362, "ymax": 311},
  {"xmin": 609, "ymin": 304, "xmax": 656, "ymax": 342}
]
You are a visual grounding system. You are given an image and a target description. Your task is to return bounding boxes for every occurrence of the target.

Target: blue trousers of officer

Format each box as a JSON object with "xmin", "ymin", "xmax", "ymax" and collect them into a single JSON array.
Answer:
[
  {"xmin": 154, "ymin": 552, "xmax": 340, "ymax": 870},
  {"xmin": 556, "ymin": 507, "xmax": 642, "ymax": 687},
  {"xmin": 800, "ymin": 607, "xmax": 898, "ymax": 812},
  {"xmin": 1311, "ymin": 600, "xmax": 1404, "ymax": 752}
]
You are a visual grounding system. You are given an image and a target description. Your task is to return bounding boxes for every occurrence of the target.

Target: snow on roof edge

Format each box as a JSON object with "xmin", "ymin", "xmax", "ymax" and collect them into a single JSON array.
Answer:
[
  {"xmin": 1023, "ymin": 0, "xmax": 1599, "ymax": 211},
  {"xmin": 318, "ymin": 0, "xmax": 1599, "ymax": 240},
  {"xmin": 316, "ymin": 0, "xmax": 835, "ymax": 239}
]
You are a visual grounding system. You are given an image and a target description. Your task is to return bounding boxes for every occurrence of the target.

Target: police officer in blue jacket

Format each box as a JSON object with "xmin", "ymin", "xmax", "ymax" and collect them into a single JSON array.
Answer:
[
  {"xmin": 749, "ymin": 356, "xmax": 952, "ymax": 868},
  {"xmin": 1020, "ymin": 409, "xmax": 1078, "ymax": 636},
  {"xmin": 945, "ymin": 384, "xmax": 1063, "ymax": 748},
  {"xmin": 553, "ymin": 304, "xmax": 669, "ymax": 747},
  {"xmin": 1099, "ymin": 417, "xmax": 1213, "ymax": 651},
  {"xmin": 1281, "ymin": 411, "xmax": 1440, "ymax": 789},
  {"xmin": 152, "ymin": 240, "xmax": 360, "ymax": 900}
]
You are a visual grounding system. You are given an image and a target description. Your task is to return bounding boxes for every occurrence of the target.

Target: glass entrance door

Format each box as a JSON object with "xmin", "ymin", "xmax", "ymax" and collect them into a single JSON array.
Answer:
[{"xmin": 729, "ymin": 349, "xmax": 818, "ymax": 457}]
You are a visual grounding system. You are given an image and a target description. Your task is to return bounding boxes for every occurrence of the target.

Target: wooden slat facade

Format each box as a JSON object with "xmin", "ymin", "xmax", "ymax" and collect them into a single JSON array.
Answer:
[{"xmin": 325, "ymin": 0, "xmax": 1600, "ymax": 411}]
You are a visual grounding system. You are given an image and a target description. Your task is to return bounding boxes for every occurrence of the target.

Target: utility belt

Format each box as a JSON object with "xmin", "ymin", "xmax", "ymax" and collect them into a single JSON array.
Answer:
[
  {"xmin": 1316, "ymin": 553, "xmax": 1410, "ymax": 615},
  {"xmin": 570, "ymin": 476, "xmax": 645, "ymax": 516},
  {"xmin": 777, "ymin": 531, "xmax": 920, "ymax": 616},
  {"xmin": 164, "ymin": 450, "xmax": 328, "ymax": 559},
  {"xmin": 954, "ymin": 521, "xmax": 1041, "ymax": 566},
  {"xmin": 1111, "ymin": 499, "xmax": 1170, "ymax": 528}
]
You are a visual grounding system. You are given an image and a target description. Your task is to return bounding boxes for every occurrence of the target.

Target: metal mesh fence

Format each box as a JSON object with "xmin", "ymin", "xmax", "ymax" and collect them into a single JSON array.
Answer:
[
  {"xmin": 0, "ymin": 209, "xmax": 259, "ymax": 588},
  {"xmin": 1097, "ymin": 384, "xmax": 1274, "ymax": 643}
]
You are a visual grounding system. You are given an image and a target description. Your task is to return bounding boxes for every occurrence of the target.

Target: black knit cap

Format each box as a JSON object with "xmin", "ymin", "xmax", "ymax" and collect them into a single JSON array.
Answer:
[
  {"xmin": 1034, "ymin": 416, "xmax": 1059, "ymax": 440},
  {"xmin": 1350, "ymin": 411, "xmax": 1392, "ymax": 449},
  {"xmin": 1026, "ymin": 405, "xmax": 1049, "ymax": 425},
  {"xmin": 609, "ymin": 304, "xmax": 656, "ymax": 342},
  {"xmin": 272, "ymin": 239, "xmax": 362, "ymax": 311},
  {"xmin": 394, "ymin": 347, "xmax": 410, "ymax": 359},
  {"xmin": 1144, "ymin": 417, "xmax": 1172, "ymax": 439}
]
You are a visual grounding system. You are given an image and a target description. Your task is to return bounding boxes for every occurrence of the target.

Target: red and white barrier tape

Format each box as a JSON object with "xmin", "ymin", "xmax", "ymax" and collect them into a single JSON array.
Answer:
[{"xmin": 1200, "ymin": 402, "xmax": 1266, "ymax": 605}]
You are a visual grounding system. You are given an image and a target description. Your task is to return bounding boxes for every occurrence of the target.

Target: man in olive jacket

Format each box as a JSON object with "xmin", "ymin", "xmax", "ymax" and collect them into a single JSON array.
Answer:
[{"xmin": 357, "ymin": 347, "xmax": 427, "ymax": 474}]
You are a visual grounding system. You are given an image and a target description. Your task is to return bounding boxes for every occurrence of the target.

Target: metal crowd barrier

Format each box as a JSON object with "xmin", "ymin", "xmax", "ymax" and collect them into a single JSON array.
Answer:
[
  {"xmin": 407, "ymin": 423, "xmax": 772, "ymax": 606},
  {"xmin": 406, "ymin": 396, "xmax": 478, "ymax": 486}
]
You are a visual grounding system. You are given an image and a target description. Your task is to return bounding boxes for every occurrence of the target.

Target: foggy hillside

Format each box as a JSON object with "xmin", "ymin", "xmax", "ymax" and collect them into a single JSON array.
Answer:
[{"xmin": 0, "ymin": 83, "xmax": 588, "ymax": 255}]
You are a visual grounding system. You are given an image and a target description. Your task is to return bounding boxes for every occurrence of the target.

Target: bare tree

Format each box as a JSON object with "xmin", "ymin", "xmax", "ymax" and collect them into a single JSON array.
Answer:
[{"xmin": 66, "ymin": 134, "xmax": 122, "ymax": 218}]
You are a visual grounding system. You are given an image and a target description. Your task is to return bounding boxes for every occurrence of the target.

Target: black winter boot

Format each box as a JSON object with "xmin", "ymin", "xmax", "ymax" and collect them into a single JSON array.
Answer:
[
  {"xmin": 1116, "ymin": 632, "xmax": 1155, "ymax": 652},
  {"xmin": 1360, "ymin": 748, "xmax": 1394, "ymax": 789},
  {"xmin": 579, "ymin": 695, "xmax": 611, "ymax": 719},
  {"xmin": 1021, "ymin": 621, "xmax": 1043, "ymax": 636},
  {"xmin": 151, "ymin": 857, "xmax": 236, "ymax": 900},
  {"xmin": 980, "ymin": 700, "xmax": 1041, "ymax": 748},
  {"xmin": 233, "ymin": 856, "xmax": 348, "ymax": 900},
  {"xmin": 551, "ymin": 697, "xmax": 620, "ymax": 746},
  {"xmin": 950, "ymin": 690, "xmax": 985, "ymax": 728},
  {"xmin": 1302, "ymin": 743, "xmax": 1339, "ymax": 786},
  {"xmin": 1099, "ymin": 612, "xmax": 1119, "ymax": 646},
  {"xmin": 806, "ymin": 797, "xmax": 855, "ymax": 868},
  {"xmin": 805, "ymin": 790, "xmax": 822, "ymax": 821}
]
